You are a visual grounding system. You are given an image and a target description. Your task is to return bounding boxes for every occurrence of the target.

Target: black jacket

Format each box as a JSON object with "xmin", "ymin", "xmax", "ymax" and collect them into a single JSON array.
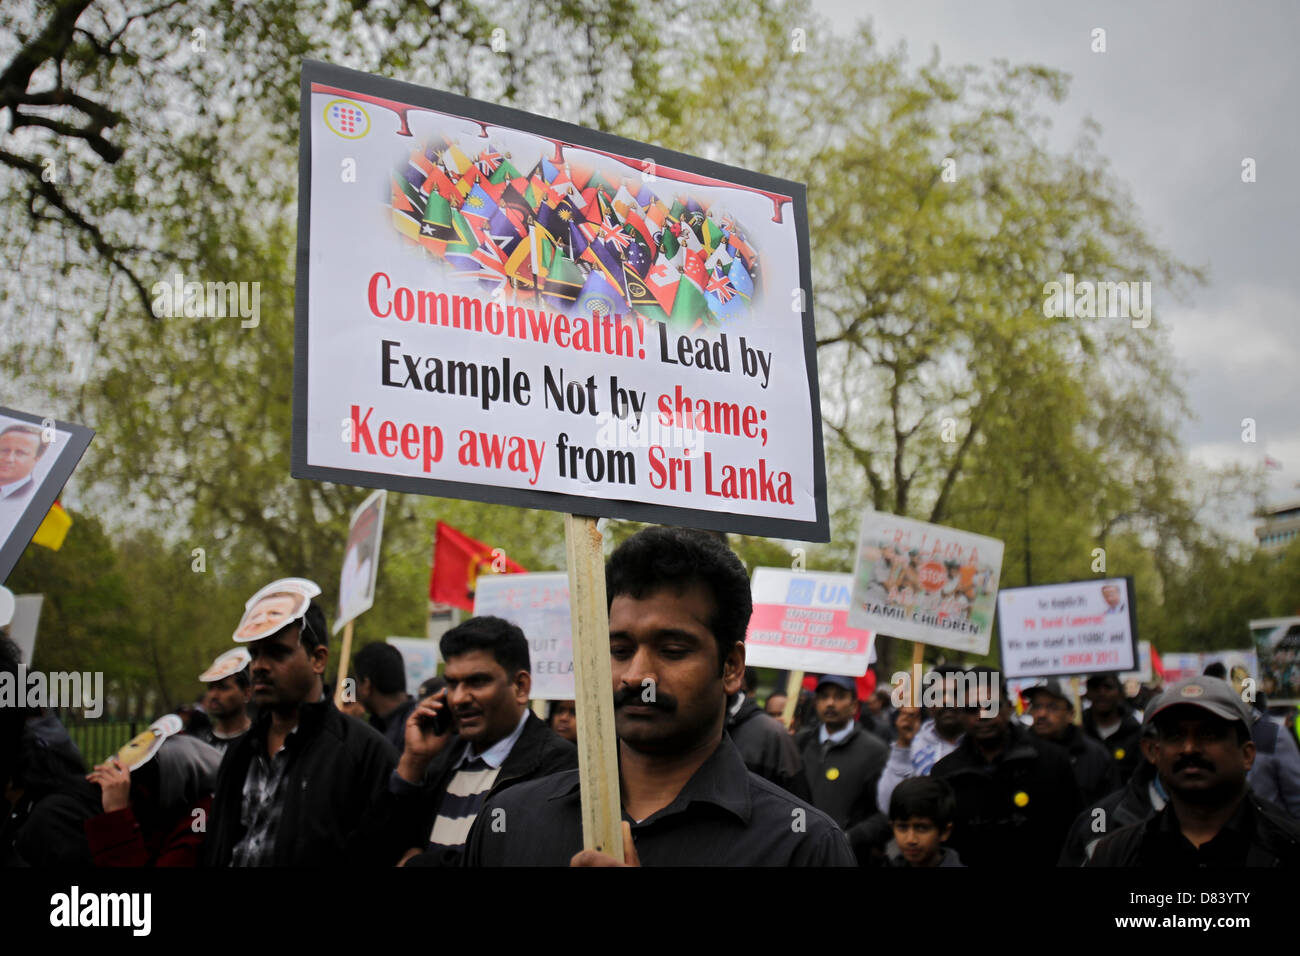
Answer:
[
  {"xmin": 1060, "ymin": 757, "xmax": 1161, "ymax": 866},
  {"xmin": 1048, "ymin": 724, "xmax": 1122, "ymax": 806},
  {"xmin": 932, "ymin": 720, "xmax": 1081, "ymax": 868},
  {"xmin": 204, "ymin": 697, "xmax": 397, "ymax": 867},
  {"xmin": 795, "ymin": 722, "xmax": 888, "ymax": 851},
  {"xmin": 1081, "ymin": 708, "xmax": 1143, "ymax": 784},
  {"xmin": 727, "ymin": 695, "xmax": 806, "ymax": 797},
  {"xmin": 348, "ymin": 710, "xmax": 577, "ymax": 867},
  {"xmin": 1088, "ymin": 790, "xmax": 1300, "ymax": 867}
]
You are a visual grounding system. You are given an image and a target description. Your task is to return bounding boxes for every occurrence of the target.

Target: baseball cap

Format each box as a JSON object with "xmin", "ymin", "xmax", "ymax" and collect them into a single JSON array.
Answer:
[
  {"xmin": 1144, "ymin": 676, "xmax": 1253, "ymax": 730},
  {"xmin": 1023, "ymin": 679, "xmax": 1070, "ymax": 705},
  {"xmin": 816, "ymin": 674, "xmax": 857, "ymax": 695}
]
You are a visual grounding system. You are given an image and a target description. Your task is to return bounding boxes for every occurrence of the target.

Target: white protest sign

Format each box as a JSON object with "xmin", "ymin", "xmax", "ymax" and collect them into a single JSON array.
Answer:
[
  {"xmin": 473, "ymin": 572, "xmax": 574, "ymax": 699},
  {"xmin": 336, "ymin": 489, "xmax": 387, "ymax": 633},
  {"xmin": 745, "ymin": 569, "xmax": 872, "ymax": 676},
  {"xmin": 848, "ymin": 512, "xmax": 1004, "ymax": 654},
  {"xmin": 386, "ymin": 636, "xmax": 442, "ymax": 694},
  {"xmin": 997, "ymin": 577, "xmax": 1138, "ymax": 679},
  {"xmin": 292, "ymin": 62, "xmax": 828, "ymax": 541}
]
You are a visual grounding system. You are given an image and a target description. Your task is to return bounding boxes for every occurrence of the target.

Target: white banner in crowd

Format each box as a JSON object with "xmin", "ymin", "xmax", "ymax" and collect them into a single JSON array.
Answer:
[
  {"xmin": 997, "ymin": 577, "xmax": 1138, "ymax": 679},
  {"xmin": 848, "ymin": 512, "xmax": 1004, "ymax": 654},
  {"xmin": 745, "ymin": 569, "xmax": 873, "ymax": 676},
  {"xmin": 473, "ymin": 572, "xmax": 574, "ymax": 699}
]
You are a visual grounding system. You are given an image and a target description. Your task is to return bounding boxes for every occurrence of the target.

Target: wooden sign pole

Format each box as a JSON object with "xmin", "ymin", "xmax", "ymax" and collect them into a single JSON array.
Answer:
[
  {"xmin": 780, "ymin": 670, "xmax": 803, "ymax": 728},
  {"xmin": 909, "ymin": 641, "xmax": 925, "ymax": 706},
  {"xmin": 333, "ymin": 619, "xmax": 355, "ymax": 708},
  {"xmin": 564, "ymin": 513, "xmax": 624, "ymax": 855}
]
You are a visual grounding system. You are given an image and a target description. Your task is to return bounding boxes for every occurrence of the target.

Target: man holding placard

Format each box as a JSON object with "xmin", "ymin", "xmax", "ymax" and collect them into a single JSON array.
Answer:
[
  {"xmin": 931, "ymin": 667, "xmax": 1081, "ymax": 868},
  {"xmin": 464, "ymin": 528, "xmax": 854, "ymax": 866}
]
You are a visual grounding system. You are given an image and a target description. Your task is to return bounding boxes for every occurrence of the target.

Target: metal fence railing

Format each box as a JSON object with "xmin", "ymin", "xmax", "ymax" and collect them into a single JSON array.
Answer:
[{"xmin": 56, "ymin": 717, "xmax": 143, "ymax": 765}]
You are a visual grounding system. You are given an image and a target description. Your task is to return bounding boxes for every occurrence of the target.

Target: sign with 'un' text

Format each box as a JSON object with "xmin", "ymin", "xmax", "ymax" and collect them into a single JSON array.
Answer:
[{"xmin": 292, "ymin": 61, "xmax": 827, "ymax": 540}]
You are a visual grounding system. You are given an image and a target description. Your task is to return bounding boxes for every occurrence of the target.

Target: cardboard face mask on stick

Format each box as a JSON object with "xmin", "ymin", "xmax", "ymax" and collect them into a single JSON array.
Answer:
[
  {"xmin": 232, "ymin": 577, "xmax": 321, "ymax": 643},
  {"xmin": 199, "ymin": 647, "xmax": 252, "ymax": 683},
  {"xmin": 113, "ymin": 714, "xmax": 184, "ymax": 771}
]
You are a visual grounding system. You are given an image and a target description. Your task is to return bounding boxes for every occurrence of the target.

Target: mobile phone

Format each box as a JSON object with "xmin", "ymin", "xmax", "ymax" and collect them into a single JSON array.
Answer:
[{"xmin": 416, "ymin": 694, "xmax": 450, "ymax": 735}]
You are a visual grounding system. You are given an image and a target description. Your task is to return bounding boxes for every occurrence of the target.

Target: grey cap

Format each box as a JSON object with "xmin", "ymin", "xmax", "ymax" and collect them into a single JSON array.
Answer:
[
  {"xmin": 1145, "ymin": 676, "xmax": 1253, "ymax": 729},
  {"xmin": 1023, "ymin": 679, "xmax": 1070, "ymax": 704}
]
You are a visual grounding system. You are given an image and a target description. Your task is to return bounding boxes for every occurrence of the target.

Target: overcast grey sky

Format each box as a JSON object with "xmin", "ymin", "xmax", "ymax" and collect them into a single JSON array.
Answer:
[{"xmin": 812, "ymin": 0, "xmax": 1300, "ymax": 539}]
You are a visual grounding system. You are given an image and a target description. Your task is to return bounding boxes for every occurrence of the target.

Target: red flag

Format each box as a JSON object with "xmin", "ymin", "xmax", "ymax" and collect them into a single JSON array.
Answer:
[
  {"xmin": 1150, "ymin": 645, "xmax": 1165, "ymax": 681},
  {"xmin": 430, "ymin": 521, "xmax": 526, "ymax": 612}
]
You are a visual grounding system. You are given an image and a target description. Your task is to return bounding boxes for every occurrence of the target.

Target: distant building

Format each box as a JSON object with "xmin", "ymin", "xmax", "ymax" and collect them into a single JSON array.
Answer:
[{"xmin": 1256, "ymin": 500, "xmax": 1300, "ymax": 553}]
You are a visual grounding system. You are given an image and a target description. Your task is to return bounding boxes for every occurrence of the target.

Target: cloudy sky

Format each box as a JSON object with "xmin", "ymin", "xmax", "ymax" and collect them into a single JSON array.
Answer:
[{"xmin": 812, "ymin": 0, "xmax": 1300, "ymax": 540}]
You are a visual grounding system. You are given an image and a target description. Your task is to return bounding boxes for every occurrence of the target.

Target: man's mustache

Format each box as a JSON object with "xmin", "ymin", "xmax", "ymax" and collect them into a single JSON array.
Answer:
[
  {"xmin": 613, "ymin": 686, "xmax": 676, "ymax": 712},
  {"xmin": 1174, "ymin": 755, "xmax": 1216, "ymax": 774}
]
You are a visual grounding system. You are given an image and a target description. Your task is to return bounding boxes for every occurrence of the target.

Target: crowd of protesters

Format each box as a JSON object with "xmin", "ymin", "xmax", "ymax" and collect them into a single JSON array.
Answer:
[{"xmin": 2, "ymin": 525, "xmax": 1298, "ymax": 867}]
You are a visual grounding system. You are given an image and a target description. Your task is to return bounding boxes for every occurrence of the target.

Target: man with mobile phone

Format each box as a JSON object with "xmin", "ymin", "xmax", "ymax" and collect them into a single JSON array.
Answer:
[{"xmin": 348, "ymin": 615, "xmax": 577, "ymax": 866}]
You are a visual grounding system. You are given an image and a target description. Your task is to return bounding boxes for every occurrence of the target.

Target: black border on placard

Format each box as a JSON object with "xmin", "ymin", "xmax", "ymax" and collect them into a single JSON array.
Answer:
[
  {"xmin": 0, "ymin": 407, "xmax": 95, "ymax": 583},
  {"xmin": 292, "ymin": 60, "xmax": 828, "ymax": 542},
  {"xmin": 994, "ymin": 575, "xmax": 1139, "ymax": 680}
]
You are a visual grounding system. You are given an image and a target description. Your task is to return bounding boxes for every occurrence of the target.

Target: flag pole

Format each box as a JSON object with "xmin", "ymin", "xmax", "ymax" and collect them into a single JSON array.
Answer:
[{"xmin": 564, "ymin": 513, "xmax": 623, "ymax": 855}]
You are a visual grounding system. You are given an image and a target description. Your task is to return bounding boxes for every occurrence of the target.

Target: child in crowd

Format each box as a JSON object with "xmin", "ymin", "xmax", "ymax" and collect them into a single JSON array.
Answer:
[{"xmin": 886, "ymin": 776, "xmax": 963, "ymax": 867}]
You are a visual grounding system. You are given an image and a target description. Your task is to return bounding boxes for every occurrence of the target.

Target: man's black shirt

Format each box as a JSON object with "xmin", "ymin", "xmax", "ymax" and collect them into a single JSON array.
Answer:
[
  {"xmin": 463, "ymin": 734, "xmax": 855, "ymax": 866},
  {"xmin": 1089, "ymin": 790, "xmax": 1300, "ymax": 867}
]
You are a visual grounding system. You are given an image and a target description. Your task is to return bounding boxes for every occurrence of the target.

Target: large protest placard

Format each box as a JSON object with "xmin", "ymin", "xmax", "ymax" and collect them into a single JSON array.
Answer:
[
  {"xmin": 1250, "ymin": 617, "xmax": 1300, "ymax": 705},
  {"xmin": 0, "ymin": 408, "xmax": 94, "ymax": 583},
  {"xmin": 997, "ymin": 577, "xmax": 1138, "ymax": 679},
  {"xmin": 745, "ymin": 568, "xmax": 873, "ymax": 676},
  {"xmin": 848, "ymin": 512, "xmax": 1004, "ymax": 654},
  {"xmin": 292, "ymin": 61, "xmax": 827, "ymax": 541},
  {"xmin": 473, "ymin": 572, "xmax": 574, "ymax": 699},
  {"xmin": 336, "ymin": 489, "xmax": 386, "ymax": 632}
]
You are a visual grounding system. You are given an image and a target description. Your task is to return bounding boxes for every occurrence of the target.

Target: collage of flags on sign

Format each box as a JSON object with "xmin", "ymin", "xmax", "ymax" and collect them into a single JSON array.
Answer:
[{"xmin": 389, "ymin": 136, "xmax": 762, "ymax": 329}]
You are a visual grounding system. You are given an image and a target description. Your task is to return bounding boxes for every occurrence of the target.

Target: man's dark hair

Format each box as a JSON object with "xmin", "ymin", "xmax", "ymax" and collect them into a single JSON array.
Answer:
[
  {"xmin": 889, "ymin": 775, "xmax": 957, "ymax": 827},
  {"xmin": 298, "ymin": 602, "xmax": 328, "ymax": 654},
  {"xmin": 605, "ymin": 526, "xmax": 752, "ymax": 674},
  {"xmin": 0, "ymin": 424, "xmax": 48, "ymax": 459},
  {"xmin": 1203, "ymin": 662, "xmax": 1228, "ymax": 680},
  {"xmin": 439, "ymin": 616, "xmax": 530, "ymax": 677},
  {"xmin": 210, "ymin": 667, "xmax": 250, "ymax": 691},
  {"xmin": 353, "ymin": 642, "xmax": 407, "ymax": 695},
  {"xmin": 417, "ymin": 675, "xmax": 446, "ymax": 699},
  {"xmin": 1085, "ymin": 672, "xmax": 1121, "ymax": 691}
]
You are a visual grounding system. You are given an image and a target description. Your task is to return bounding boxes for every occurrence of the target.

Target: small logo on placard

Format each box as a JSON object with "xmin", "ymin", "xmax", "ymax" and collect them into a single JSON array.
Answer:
[
  {"xmin": 785, "ymin": 579, "xmax": 815, "ymax": 606},
  {"xmin": 325, "ymin": 100, "xmax": 370, "ymax": 139}
]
